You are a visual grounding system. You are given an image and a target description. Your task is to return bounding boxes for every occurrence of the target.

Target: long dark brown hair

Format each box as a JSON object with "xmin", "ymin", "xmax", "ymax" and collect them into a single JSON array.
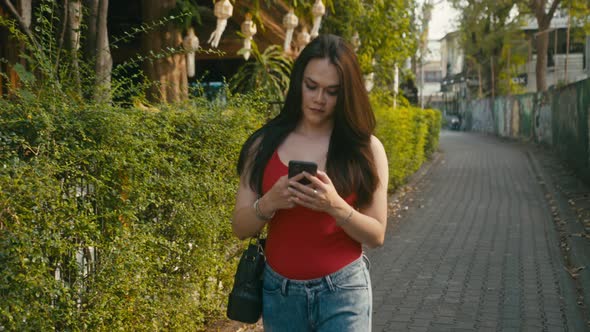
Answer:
[{"xmin": 237, "ymin": 34, "xmax": 378, "ymax": 208}]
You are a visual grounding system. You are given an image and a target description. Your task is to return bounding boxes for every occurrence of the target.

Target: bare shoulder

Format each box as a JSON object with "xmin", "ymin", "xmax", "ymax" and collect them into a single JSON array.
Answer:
[
  {"xmin": 370, "ymin": 135, "xmax": 389, "ymax": 184},
  {"xmin": 244, "ymin": 135, "xmax": 263, "ymax": 161},
  {"xmin": 240, "ymin": 134, "xmax": 263, "ymax": 180},
  {"xmin": 370, "ymin": 135, "xmax": 387, "ymax": 159},
  {"xmin": 250, "ymin": 134, "xmax": 263, "ymax": 150}
]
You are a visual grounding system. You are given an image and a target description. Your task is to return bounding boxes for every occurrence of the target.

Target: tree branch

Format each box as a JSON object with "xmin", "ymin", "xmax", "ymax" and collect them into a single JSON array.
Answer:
[
  {"xmin": 547, "ymin": 0, "xmax": 562, "ymax": 21},
  {"xmin": 528, "ymin": 0, "xmax": 536, "ymax": 10},
  {"xmin": 2, "ymin": 0, "xmax": 41, "ymax": 50}
]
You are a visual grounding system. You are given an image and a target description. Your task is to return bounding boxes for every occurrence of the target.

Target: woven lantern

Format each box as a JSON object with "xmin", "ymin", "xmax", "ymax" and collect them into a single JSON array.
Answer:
[
  {"xmin": 183, "ymin": 27, "xmax": 199, "ymax": 77},
  {"xmin": 310, "ymin": 0, "xmax": 325, "ymax": 38},
  {"xmin": 208, "ymin": 0, "xmax": 233, "ymax": 48},
  {"xmin": 297, "ymin": 27, "xmax": 311, "ymax": 51},
  {"xmin": 351, "ymin": 31, "xmax": 361, "ymax": 52},
  {"xmin": 240, "ymin": 13, "xmax": 257, "ymax": 60},
  {"xmin": 283, "ymin": 8, "xmax": 298, "ymax": 53},
  {"xmin": 364, "ymin": 58, "xmax": 376, "ymax": 92},
  {"xmin": 364, "ymin": 72, "xmax": 374, "ymax": 92}
]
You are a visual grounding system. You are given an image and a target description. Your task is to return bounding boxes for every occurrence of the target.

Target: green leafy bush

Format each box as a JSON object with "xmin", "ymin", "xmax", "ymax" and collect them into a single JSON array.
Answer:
[
  {"xmin": 372, "ymin": 92, "xmax": 441, "ymax": 190},
  {"xmin": 423, "ymin": 108, "xmax": 442, "ymax": 157},
  {"xmin": 0, "ymin": 3, "xmax": 438, "ymax": 327},
  {"xmin": 0, "ymin": 87, "xmax": 270, "ymax": 330},
  {"xmin": 0, "ymin": 87, "xmax": 440, "ymax": 330}
]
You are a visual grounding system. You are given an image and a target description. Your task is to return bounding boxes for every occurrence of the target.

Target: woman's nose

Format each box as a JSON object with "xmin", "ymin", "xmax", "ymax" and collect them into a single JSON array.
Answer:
[{"xmin": 313, "ymin": 89, "xmax": 326, "ymax": 103}]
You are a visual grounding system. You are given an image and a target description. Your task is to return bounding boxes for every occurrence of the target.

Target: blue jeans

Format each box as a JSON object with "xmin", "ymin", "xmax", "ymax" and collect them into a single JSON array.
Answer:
[{"xmin": 262, "ymin": 256, "xmax": 372, "ymax": 332}]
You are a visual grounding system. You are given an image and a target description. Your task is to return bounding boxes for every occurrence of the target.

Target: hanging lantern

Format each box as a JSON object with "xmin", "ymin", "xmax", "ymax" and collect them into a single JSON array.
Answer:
[
  {"xmin": 351, "ymin": 31, "xmax": 361, "ymax": 52},
  {"xmin": 310, "ymin": 0, "xmax": 325, "ymax": 38},
  {"xmin": 364, "ymin": 58, "xmax": 376, "ymax": 92},
  {"xmin": 364, "ymin": 72, "xmax": 375, "ymax": 92},
  {"xmin": 393, "ymin": 63, "xmax": 399, "ymax": 96},
  {"xmin": 183, "ymin": 27, "xmax": 199, "ymax": 78},
  {"xmin": 297, "ymin": 27, "xmax": 311, "ymax": 51},
  {"xmin": 208, "ymin": 0, "xmax": 233, "ymax": 48},
  {"xmin": 240, "ymin": 13, "xmax": 257, "ymax": 60},
  {"xmin": 283, "ymin": 8, "xmax": 298, "ymax": 53},
  {"xmin": 393, "ymin": 63, "xmax": 399, "ymax": 109}
]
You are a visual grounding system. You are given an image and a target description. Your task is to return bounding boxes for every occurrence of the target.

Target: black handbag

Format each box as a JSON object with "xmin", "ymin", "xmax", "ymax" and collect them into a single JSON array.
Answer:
[{"xmin": 226, "ymin": 236, "xmax": 266, "ymax": 323}]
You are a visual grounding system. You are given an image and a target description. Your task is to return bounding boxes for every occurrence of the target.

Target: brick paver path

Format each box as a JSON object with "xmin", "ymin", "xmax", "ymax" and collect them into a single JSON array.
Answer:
[{"xmin": 368, "ymin": 131, "xmax": 587, "ymax": 331}]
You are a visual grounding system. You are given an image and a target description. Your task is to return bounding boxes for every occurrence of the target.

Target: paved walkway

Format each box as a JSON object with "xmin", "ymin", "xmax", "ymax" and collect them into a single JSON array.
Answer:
[{"xmin": 368, "ymin": 131, "xmax": 589, "ymax": 332}]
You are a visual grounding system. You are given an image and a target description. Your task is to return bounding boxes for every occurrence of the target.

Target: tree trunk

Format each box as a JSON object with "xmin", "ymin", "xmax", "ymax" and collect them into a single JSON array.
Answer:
[
  {"xmin": 82, "ymin": 0, "xmax": 111, "ymax": 102},
  {"xmin": 1, "ymin": 0, "xmax": 32, "ymax": 95},
  {"xmin": 83, "ymin": 0, "xmax": 98, "ymax": 60},
  {"xmin": 535, "ymin": 23, "xmax": 550, "ymax": 91},
  {"xmin": 477, "ymin": 63, "xmax": 483, "ymax": 98},
  {"xmin": 141, "ymin": 0, "xmax": 188, "ymax": 103},
  {"xmin": 68, "ymin": 0, "xmax": 82, "ymax": 93},
  {"xmin": 0, "ymin": 6, "xmax": 4, "ymax": 96},
  {"xmin": 94, "ymin": 0, "xmax": 111, "ymax": 103},
  {"xmin": 18, "ymin": 0, "xmax": 31, "ymax": 28},
  {"xmin": 490, "ymin": 55, "xmax": 495, "ymax": 99},
  {"xmin": 530, "ymin": 0, "xmax": 562, "ymax": 92}
]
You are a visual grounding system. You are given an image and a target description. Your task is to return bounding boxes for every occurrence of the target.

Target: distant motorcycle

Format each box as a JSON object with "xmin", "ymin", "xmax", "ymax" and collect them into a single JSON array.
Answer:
[{"xmin": 450, "ymin": 116, "xmax": 461, "ymax": 131}]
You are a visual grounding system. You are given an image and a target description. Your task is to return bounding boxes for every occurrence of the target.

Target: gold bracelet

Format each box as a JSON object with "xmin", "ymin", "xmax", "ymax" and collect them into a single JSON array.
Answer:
[
  {"xmin": 337, "ymin": 207, "xmax": 354, "ymax": 226},
  {"xmin": 254, "ymin": 198, "xmax": 275, "ymax": 221}
]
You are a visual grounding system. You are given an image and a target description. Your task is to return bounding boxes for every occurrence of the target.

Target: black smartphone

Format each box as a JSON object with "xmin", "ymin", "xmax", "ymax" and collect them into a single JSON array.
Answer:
[{"xmin": 288, "ymin": 160, "xmax": 318, "ymax": 185}]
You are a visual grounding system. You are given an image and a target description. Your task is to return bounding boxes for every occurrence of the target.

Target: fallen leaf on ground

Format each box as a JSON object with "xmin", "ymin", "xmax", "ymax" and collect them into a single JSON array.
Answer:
[{"xmin": 564, "ymin": 266, "xmax": 586, "ymax": 279}]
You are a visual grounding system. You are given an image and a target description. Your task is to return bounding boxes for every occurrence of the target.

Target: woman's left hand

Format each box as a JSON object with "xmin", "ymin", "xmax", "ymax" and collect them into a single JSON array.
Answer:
[{"xmin": 288, "ymin": 170, "xmax": 346, "ymax": 214}]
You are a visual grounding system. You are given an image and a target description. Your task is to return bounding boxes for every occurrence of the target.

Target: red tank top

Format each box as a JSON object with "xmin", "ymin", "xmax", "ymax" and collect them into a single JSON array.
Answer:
[{"xmin": 263, "ymin": 149, "xmax": 361, "ymax": 280}]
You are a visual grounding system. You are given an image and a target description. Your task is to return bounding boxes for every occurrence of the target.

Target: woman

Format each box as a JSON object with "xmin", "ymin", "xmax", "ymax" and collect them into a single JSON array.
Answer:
[{"xmin": 232, "ymin": 34, "xmax": 389, "ymax": 331}]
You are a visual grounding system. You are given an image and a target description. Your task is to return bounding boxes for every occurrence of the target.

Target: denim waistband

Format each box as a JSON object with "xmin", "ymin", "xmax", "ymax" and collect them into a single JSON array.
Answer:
[{"xmin": 264, "ymin": 255, "xmax": 369, "ymax": 291}]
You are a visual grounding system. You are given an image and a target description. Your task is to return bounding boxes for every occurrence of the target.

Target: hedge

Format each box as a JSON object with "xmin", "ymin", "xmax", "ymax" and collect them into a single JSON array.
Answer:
[
  {"xmin": 0, "ymin": 90, "xmax": 440, "ymax": 330},
  {"xmin": 0, "ymin": 91, "xmax": 269, "ymax": 330},
  {"xmin": 374, "ymin": 98, "xmax": 442, "ymax": 190}
]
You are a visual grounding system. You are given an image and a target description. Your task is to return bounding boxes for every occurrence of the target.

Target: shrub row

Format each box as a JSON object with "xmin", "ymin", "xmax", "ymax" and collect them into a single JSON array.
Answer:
[
  {"xmin": 373, "ymin": 96, "xmax": 442, "ymax": 190},
  {"xmin": 0, "ymin": 92, "xmax": 268, "ymax": 330},
  {"xmin": 0, "ymin": 91, "xmax": 440, "ymax": 330}
]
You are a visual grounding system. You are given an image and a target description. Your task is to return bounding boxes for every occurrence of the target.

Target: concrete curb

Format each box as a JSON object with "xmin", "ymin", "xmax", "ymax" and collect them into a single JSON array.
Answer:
[
  {"xmin": 388, "ymin": 150, "xmax": 444, "ymax": 204},
  {"xmin": 526, "ymin": 149, "xmax": 590, "ymax": 331}
]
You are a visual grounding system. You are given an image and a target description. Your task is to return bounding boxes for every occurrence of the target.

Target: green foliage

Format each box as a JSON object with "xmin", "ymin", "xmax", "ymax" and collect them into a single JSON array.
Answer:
[
  {"xmin": 230, "ymin": 43, "xmax": 293, "ymax": 100},
  {"xmin": 423, "ymin": 107, "xmax": 442, "ymax": 157},
  {"xmin": 321, "ymin": 0, "xmax": 417, "ymax": 88},
  {"xmin": 451, "ymin": 0, "xmax": 590, "ymax": 93},
  {"xmin": 0, "ymin": 83, "xmax": 270, "ymax": 330},
  {"xmin": 0, "ymin": 2, "xmax": 439, "ymax": 330},
  {"xmin": 0, "ymin": 1, "xmax": 75, "ymax": 97},
  {"xmin": 372, "ymin": 90, "xmax": 442, "ymax": 190},
  {"xmin": 449, "ymin": 0, "xmax": 525, "ymax": 97},
  {"xmin": 171, "ymin": 0, "xmax": 203, "ymax": 29},
  {"xmin": 0, "ymin": 77, "xmax": 440, "ymax": 331},
  {"xmin": 515, "ymin": 0, "xmax": 590, "ymax": 31},
  {"xmin": 568, "ymin": 1, "xmax": 590, "ymax": 34},
  {"xmin": 0, "ymin": 81, "xmax": 440, "ymax": 330}
]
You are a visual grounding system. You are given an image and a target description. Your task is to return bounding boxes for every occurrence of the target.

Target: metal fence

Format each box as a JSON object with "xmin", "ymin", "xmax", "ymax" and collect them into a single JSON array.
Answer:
[{"xmin": 457, "ymin": 78, "xmax": 590, "ymax": 182}]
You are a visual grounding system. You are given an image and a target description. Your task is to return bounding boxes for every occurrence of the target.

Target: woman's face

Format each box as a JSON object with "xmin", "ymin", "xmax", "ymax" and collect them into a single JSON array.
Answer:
[{"xmin": 300, "ymin": 57, "xmax": 340, "ymax": 127}]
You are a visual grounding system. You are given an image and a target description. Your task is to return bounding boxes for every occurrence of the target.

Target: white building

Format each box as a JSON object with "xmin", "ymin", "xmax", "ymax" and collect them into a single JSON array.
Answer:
[
  {"xmin": 417, "ymin": 39, "xmax": 443, "ymax": 107},
  {"xmin": 439, "ymin": 10, "xmax": 589, "ymax": 98},
  {"xmin": 439, "ymin": 31, "xmax": 467, "ymax": 114},
  {"xmin": 518, "ymin": 10, "xmax": 589, "ymax": 91}
]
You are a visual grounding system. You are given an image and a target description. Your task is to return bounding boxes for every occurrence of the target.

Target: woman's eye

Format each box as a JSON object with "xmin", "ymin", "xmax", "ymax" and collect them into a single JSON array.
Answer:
[
  {"xmin": 327, "ymin": 90, "xmax": 339, "ymax": 96},
  {"xmin": 305, "ymin": 83, "xmax": 317, "ymax": 90}
]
